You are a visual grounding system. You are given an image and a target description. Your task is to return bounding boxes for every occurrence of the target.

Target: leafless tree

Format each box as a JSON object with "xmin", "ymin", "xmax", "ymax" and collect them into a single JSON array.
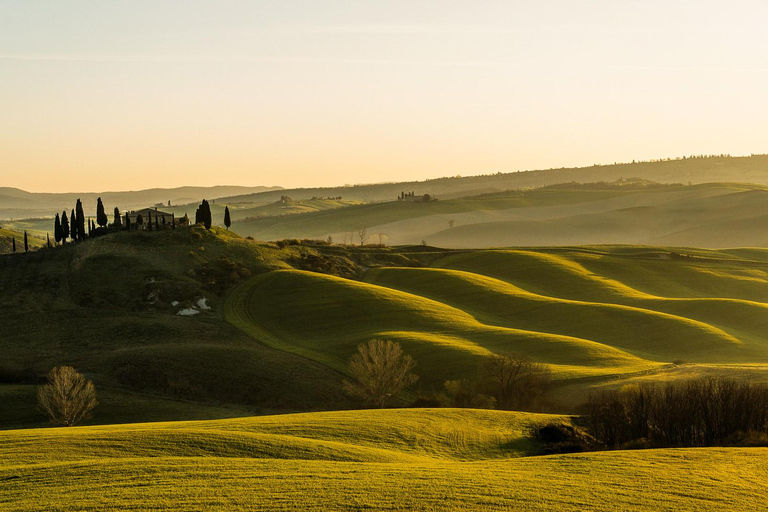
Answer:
[
  {"xmin": 357, "ymin": 226, "xmax": 368, "ymax": 246},
  {"xmin": 37, "ymin": 366, "xmax": 98, "ymax": 427},
  {"xmin": 344, "ymin": 339, "xmax": 418, "ymax": 408},
  {"xmin": 480, "ymin": 353, "xmax": 551, "ymax": 410},
  {"xmin": 448, "ymin": 219, "xmax": 455, "ymax": 229},
  {"xmin": 376, "ymin": 233, "xmax": 388, "ymax": 246}
]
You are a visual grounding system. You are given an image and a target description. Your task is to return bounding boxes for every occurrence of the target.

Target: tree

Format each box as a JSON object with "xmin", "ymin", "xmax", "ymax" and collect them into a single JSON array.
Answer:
[
  {"xmin": 448, "ymin": 219, "xmax": 455, "ymax": 229},
  {"xmin": 61, "ymin": 211, "xmax": 70, "ymax": 242},
  {"xmin": 356, "ymin": 226, "xmax": 368, "ymax": 246},
  {"xmin": 11, "ymin": 237, "xmax": 16, "ymax": 252},
  {"xmin": 224, "ymin": 206, "xmax": 231, "ymax": 230},
  {"xmin": 47, "ymin": 233, "xmax": 51, "ymax": 248},
  {"xmin": 154, "ymin": 214, "xmax": 159, "ymax": 230},
  {"xmin": 96, "ymin": 197, "xmax": 108, "ymax": 228},
  {"xmin": 54, "ymin": 213, "xmax": 62, "ymax": 244},
  {"xmin": 37, "ymin": 366, "xmax": 98, "ymax": 427},
  {"xmin": 147, "ymin": 211, "xmax": 153, "ymax": 231},
  {"xmin": 480, "ymin": 353, "xmax": 551, "ymax": 410},
  {"xmin": 24, "ymin": 231, "xmax": 28, "ymax": 252},
  {"xmin": 343, "ymin": 339, "xmax": 418, "ymax": 408},
  {"xmin": 70, "ymin": 208, "xmax": 77, "ymax": 242},
  {"xmin": 136, "ymin": 214, "xmax": 144, "ymax": 229},
  {"xmin": 202, "ymin": 199, "xmax": 212, "ymax": 229},
  {"xmin": 114, "ymin": 207, "xmax": 122, "ymax": 229},
  {"xmin": 75, "ymin": 200, "xmax": 86, "ymax": 241},
  {"xmin": 124, "ymin": 212, "xmax": 130, "ymax": 230}
]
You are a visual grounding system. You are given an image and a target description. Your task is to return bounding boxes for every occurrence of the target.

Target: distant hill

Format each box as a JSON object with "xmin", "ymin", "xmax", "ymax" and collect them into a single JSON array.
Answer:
[
  {"xmin": 0, "ymin": 185, "xmax": 282, "ymax": 221},
  {"xmin": 229, "ymin": 182, "xmax": 768, "ymax": 248},
  {"xmin": 220, "ymin": 154, "xmax": 768, "ymax": 205}
]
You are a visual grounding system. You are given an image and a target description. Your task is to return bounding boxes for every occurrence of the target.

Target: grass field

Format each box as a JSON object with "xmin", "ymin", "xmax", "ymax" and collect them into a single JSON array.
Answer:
[{"xmin": 1, "ymin": 409, "xmax": 766, "ymax": 511}]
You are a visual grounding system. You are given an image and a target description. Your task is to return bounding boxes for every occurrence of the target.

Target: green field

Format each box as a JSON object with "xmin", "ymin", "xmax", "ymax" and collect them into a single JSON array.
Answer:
[
  {"xmin": 4, "ymin": 222, "xmax": 768, "ymax": 510},
  {"xmin": 1, "ymin": 409, "xmax": 765, "ymax": 511}
]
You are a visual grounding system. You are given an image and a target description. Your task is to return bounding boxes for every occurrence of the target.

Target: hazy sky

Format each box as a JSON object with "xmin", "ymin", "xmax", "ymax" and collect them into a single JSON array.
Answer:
[{"xmin": 2, "ymin": 1, "xmax": 767, "ymax": 192}]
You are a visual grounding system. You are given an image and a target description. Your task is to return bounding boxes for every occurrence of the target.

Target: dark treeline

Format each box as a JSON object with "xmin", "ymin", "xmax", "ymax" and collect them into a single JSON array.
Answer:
[{"xmin": 587, "ymin": 377, "xmax": 768, "ymax": 448}]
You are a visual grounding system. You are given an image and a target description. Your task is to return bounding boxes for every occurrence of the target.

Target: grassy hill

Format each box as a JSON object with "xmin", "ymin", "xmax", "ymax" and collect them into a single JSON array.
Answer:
[
  {"xmin": 1, "ymin": 409, "xmax": 765, "ymax": 511},
  {"xmin": 5, "ymin": 228, "xmax": 768, "ymax": 426},
  {"xmin": 230, "ymin": 182, "xmax": 768, "ymax": 248},
  {"xmin": 0, "ymin": 227, "xmax": 46, "ymax": 254}
]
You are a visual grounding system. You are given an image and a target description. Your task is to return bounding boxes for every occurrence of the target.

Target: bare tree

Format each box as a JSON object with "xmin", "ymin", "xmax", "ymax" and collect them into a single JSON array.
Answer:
[
  {"xmin": 37, "ymin": 366, "xmax": 98, "ymax": 426},
  {"xmin": 376, "ymin": 233, "xmax": 388, "ymax": 246},
  {"xmin": 357, "ymin": 226, "xmax": 368, "ymax": 246},
  {"xmin": 344, "ymin": 339, "xmax": 418, "ymax": 407},
  {"xmin": 480, "ymin": 353, "xmax": 551, "ymax": 410},
  {"xmin": 448, "ymin": 219, "xmax": 455, "ymax": 229}
]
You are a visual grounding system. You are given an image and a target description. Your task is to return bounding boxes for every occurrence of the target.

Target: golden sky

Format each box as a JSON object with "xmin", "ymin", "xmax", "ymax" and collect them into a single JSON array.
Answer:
[{"xmin": 2, "ymin": 1, "xmax": 767, "ymax": 192}]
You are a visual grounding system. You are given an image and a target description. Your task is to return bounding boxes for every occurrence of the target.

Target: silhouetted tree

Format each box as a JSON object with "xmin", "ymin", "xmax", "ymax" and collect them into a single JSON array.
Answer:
[
  {"xmin": 96, "ymin": 197, "xmax": 108, "ymax": 228},
  {"xmin": 24, "ymin": 231, "xmax": 28, "ymax": 252},
  {"xmin": 343, "ymin": 339, "xmax": 418, "ymax": 408},
  {"xmin": 70, "ymin": 208, "xmax": 77, "ymax": 242},
  {"xmin": 37, "ymin": 366, "xmax": 97, "ymax": 427},
  {"xmin": 147, "ymin": 211, "xmax": 153, "ymax": 231},
  {"xmin": 61, "ymin": 211, "xmax": 70, "ymax": 242},
  {"xmin": 12, "ymin": 238, "xmax": 16, "ymax": 252},
  {"xmin": 124, "ymin": 212, "xmax": 130, "ymax": 230},
  {"xmin": 54, "ymin": 213, "xmax": 62, "ymax": 245},
  {"xmin": 201, "ymin": 199, "xmax": 212, "ymax": 229},
  {"xmin": 224, "ymin": 206, "xmax": 231, "ymax": 230},
  {"xmin": 114, "ymin": 207, "xmax": 122, "ymax": 229},
  {"xmin": 136, "ymin": 214, "xmax": 144, "ymax": 229},
  {"xmin": 155, "ymin": 214, "xmax": 159, "ymax": 230},
  {"xmin": 47, "ymin": 233, "xmax": 51, "ymax": 248},
  {"xmin": 75, "ymin": 200, "xmax": 85, "ymax": 241}
]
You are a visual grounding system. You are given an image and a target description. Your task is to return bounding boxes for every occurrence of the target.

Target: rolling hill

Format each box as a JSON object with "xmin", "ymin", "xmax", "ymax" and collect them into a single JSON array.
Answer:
[
  {"xmin": 1, "ymin": 409, "xmax": 765, "ymax": 511},
  {"xmin": 230, "ymin": 182, "xmax": 768, "ymax": 248},
  {"xmin": 5, "ymin": 228, "xmax": 768, "ymax": 427}
]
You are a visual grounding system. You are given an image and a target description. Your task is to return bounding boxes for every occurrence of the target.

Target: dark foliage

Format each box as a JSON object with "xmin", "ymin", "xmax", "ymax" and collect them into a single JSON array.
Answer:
[{"xmin": 586, "ymin": 377, "xmax": 768, "ymax": 448}]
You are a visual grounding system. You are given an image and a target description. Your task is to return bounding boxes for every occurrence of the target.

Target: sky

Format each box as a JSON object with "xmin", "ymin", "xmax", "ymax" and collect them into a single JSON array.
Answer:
[{"xmin": 1, "ymin": 1, "xmax": 767, "ymax": 193}]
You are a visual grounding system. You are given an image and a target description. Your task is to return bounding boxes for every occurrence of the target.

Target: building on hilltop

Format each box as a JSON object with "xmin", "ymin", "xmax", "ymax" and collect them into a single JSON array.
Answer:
[{"xmin": 125, "ymin": 207, "xmax": 180, "ymax": 229}]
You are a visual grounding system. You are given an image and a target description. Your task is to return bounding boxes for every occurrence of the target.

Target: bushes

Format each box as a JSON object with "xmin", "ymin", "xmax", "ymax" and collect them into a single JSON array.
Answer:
[{"xmin": 586, "ymin": 377, "xmax": 768, "ymax": 448}]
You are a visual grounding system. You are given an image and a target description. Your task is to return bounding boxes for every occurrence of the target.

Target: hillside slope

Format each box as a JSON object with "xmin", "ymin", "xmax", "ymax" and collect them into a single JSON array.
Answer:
[{"xmin": 1, "ymin": 409, "xmax": 765, "ymax": 511}]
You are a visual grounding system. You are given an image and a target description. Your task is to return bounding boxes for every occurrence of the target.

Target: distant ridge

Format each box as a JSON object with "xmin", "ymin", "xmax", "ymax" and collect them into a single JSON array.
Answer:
[{"xmin": 0, "ymin": 185, "xmax": 282, "ymax": 220}]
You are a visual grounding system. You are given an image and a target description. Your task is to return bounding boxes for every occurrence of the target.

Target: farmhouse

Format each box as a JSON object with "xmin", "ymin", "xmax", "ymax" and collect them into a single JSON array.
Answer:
[{"xmin": 125, "ymin": 207, "xmax": 179, "ymax": 228}]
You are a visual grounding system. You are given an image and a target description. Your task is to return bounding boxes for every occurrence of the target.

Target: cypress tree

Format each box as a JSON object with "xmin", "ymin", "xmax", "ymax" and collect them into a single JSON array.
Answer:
[
  {"xmin": 124, "ymin": 212, "xmax": 130, "ymax": 230},
  {"xmin": 91, "ymin": 219, "xmax": 96, "ymax": 233},
  {"xmin": 12, "ymin": 238, "xmax": 16, "ymax": 252},
  {"xmin": 96, "ymin": 197, "xmax": 108, "ymax": 228},
  {"xmin": 114, "ymin": 207, "xmax": 122, "ymax": 229},
  {"xmin": 54, "ymin": 213, "xmax": 62, "ymax": 244},
  {"xmin": 61, "ymin": 211, "xmax": 70, "ymax": 243},
  {"xmin": 70, "ymin": 208, "xmax": 78, "ymax": 242},
  {"xmin": 76, "ymin": 200, "xmax": 86, "ymax": 241},
  {"xmin": 24, "ymin": 231, "xmax": 28, "ymax": 252},
  {"xmin": 47, "ymin": 233, "xmax": 51, "ymax": 248},
  {"xmin": 224, "ymin": 206, "xmax": 231, "ymax": 230},
  {"xmin": 147, "ymin": 211, "xmax": 153, "ymax": 231},
  {"xmin": 155, "ymin": 214, "xmax": 159, "ymax": 230},
  {"xmin": 200, "ymin": 199, "xmax": 212, "ymax": 230}
]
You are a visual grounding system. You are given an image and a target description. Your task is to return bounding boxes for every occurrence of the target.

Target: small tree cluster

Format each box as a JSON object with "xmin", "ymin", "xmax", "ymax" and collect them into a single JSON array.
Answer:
[{"xmin": 586, "ymin": 377, "xmax": 768, "ymax": 448}]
